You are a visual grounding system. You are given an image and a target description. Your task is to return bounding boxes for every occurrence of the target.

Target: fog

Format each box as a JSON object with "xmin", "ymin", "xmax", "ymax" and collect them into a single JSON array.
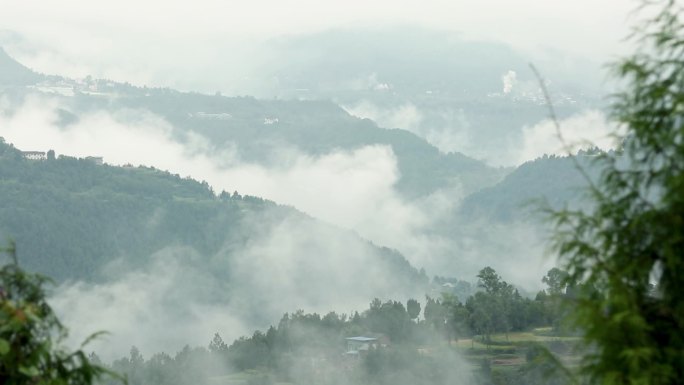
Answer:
[
  {"xmin": 50, "ymin": 211, "xmax": 421, "ymax": 360},
  {"xmin": 343, "ymin": 100, "xmax": 615, "ymax": 166},
  {"xmin": 518, "ymin": 109, "xmax": 616, "ymax": 165},
  {"xmin": 0, "ymin": 0, "xmax": 632, "ymax": 93}
]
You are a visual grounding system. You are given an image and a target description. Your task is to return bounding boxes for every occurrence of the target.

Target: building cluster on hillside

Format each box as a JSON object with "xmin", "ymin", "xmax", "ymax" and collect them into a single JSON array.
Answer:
[
  {"xmin": 191, "ymin": 112, "xmax": 233, "ymax": 120},
  {"xmin": 20, "ymin": 150, "xmax": 103, "ymax": 165},
  {"xmin": 21, "ymin": 151, "xmax": 48, "ymax": 160},
  {"xmin": 28, "ymin": 76, "xmax": 119, "ymax": 97}
]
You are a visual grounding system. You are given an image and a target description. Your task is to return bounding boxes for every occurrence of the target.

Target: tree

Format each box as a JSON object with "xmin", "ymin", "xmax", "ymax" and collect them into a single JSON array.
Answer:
[
  {"xmin": 541, "ymin": 268, "xmax": 570, "ymax": 333},
  {"xmin": 473, "ymin": 267, "xmax": 516, "ymax": 338},
  {"xmin": 406, "ymin": 299, "xmax": 421, "ymax": 321},
  {"xmin": 208, "ymin": 333, "xmax": 228, "ymax": 354},
  {"xmin": 124, "ymin": 346, "xmax": 145, "ymax": 385},
  {"xmin": 542, "ymin": 268, "xmax": 568, "ymax": 297},
  {"xmin": 548, "ymin": 1, "xmax": 684, "ymax": 383},
  {"xmin": 365, "ymin": 300, "xmax": 411, "ymax": 343},
  {"xmin": 0, "ymin": 242, "xmax": 121, "ymax": 384},
  {"xmin": 441, "ymin": 293, "xmax": 470, "ymax": 343},
  {"xmin": 466, "ymin": 291, "xmax": 503, "ymax": 345},
  {"xmin": 476, "ymin": 266, "xmax": 504, "ymax": 294},
  {"xmin": 423, "ymin": 296, "xmax": 445, "ymax": 331}
]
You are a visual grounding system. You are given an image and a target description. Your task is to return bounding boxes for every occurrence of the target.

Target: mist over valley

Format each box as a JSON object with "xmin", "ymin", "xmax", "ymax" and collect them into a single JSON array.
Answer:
[{"xmin": 0, "ymin": 5, "xmax": 634, "ymax": 383}]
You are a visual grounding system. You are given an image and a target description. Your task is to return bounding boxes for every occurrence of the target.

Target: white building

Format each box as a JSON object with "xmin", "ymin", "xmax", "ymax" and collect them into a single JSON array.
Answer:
[{"xmin": 21, "ymin": 151, "xmax": 46, "ymax": 160}]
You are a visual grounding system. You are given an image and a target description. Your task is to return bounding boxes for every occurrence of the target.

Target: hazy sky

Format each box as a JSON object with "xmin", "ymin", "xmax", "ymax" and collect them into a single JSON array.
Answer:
[{"xmin": 1, "ymin": 0, "xmax": 635, "ymax": 90}]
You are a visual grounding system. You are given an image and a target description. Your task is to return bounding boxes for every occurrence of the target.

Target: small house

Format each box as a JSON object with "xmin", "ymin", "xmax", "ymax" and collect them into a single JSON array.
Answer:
[
  {"xmin": 345, "ymin": 336, "xmax": 379, "ymax": 356},
  {"xmin": 85, "ymin": 156, "xmax": 104, "ymax": 165}
]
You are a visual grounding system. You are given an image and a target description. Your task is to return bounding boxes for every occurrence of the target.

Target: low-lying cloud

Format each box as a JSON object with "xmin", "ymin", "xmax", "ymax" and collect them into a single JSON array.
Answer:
[
  {"xmin": 517, "ymin": 109, "xmax": 617, "ymax": 164},
  {"xmin": 50, "ymin": 248, "xmax": 249, "ymax": 360},
  {"xmin": 50, "ymin": 205, "xmax": 426, "ymax": 360},
  {"xmin": 343, "ymin": 100, "xmax": 473, "ymax": 156},
  {"xmin": 344, "ymin": 98, "xmax": 618, "ymax": 167},
  {"xmin": 343, "ymin": 101, "xmax": 423, "ymax": 132}
]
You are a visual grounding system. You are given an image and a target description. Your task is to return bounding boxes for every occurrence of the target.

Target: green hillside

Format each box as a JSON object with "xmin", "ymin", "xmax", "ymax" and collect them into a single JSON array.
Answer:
[
  {"xmin": 457, "ymin": 152, "xmax": 597, "ymax": 222},
  {"xmin": 0, "ymin": 138, "xmax": 425, "ymax": 291}
]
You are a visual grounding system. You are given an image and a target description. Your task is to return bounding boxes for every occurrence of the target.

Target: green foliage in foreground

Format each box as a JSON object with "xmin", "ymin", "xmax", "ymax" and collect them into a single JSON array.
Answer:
[
  {"xmin": 0, "ymin": 243, "xmax": 120, "ymax": 385},
  {"xmin": 549, "ymin": 2, "xmax": 684, "ymax": 384}
]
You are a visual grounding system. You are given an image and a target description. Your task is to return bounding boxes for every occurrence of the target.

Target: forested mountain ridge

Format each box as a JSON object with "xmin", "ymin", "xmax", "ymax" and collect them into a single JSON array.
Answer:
[
  {"xmin": 0, "ymin": 138, "xmax": 425, "ymax": 292},
  {"xmin": 456, "ymin": 152, "xmax": 596, "ymax": 222}
]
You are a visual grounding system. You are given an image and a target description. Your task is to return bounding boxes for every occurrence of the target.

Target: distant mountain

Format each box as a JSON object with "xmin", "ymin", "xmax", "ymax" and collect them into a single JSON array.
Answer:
[
  {"xmin": 457, "ymin": 153, "xmax": 597, "ymax": 222},
  {"xmin": 0, "ymin": 47, "xmax": 43, "ymax": 86},
  {"xmin": 258, "ymin": 27, "xmax": 604, "ymax": 99},
  {"xmin": 248, "ymin": 27, "xmax": 606, "ymax": 165},
  {"xmin": 267, "ymin": 27, "xmax": 526, "ymax": 96}
]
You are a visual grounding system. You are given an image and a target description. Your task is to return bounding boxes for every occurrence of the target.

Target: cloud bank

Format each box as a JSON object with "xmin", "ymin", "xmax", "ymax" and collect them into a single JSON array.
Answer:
[{"xmin": 517, "ymin": 109, "xmax": 617, "ymax": 164}]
